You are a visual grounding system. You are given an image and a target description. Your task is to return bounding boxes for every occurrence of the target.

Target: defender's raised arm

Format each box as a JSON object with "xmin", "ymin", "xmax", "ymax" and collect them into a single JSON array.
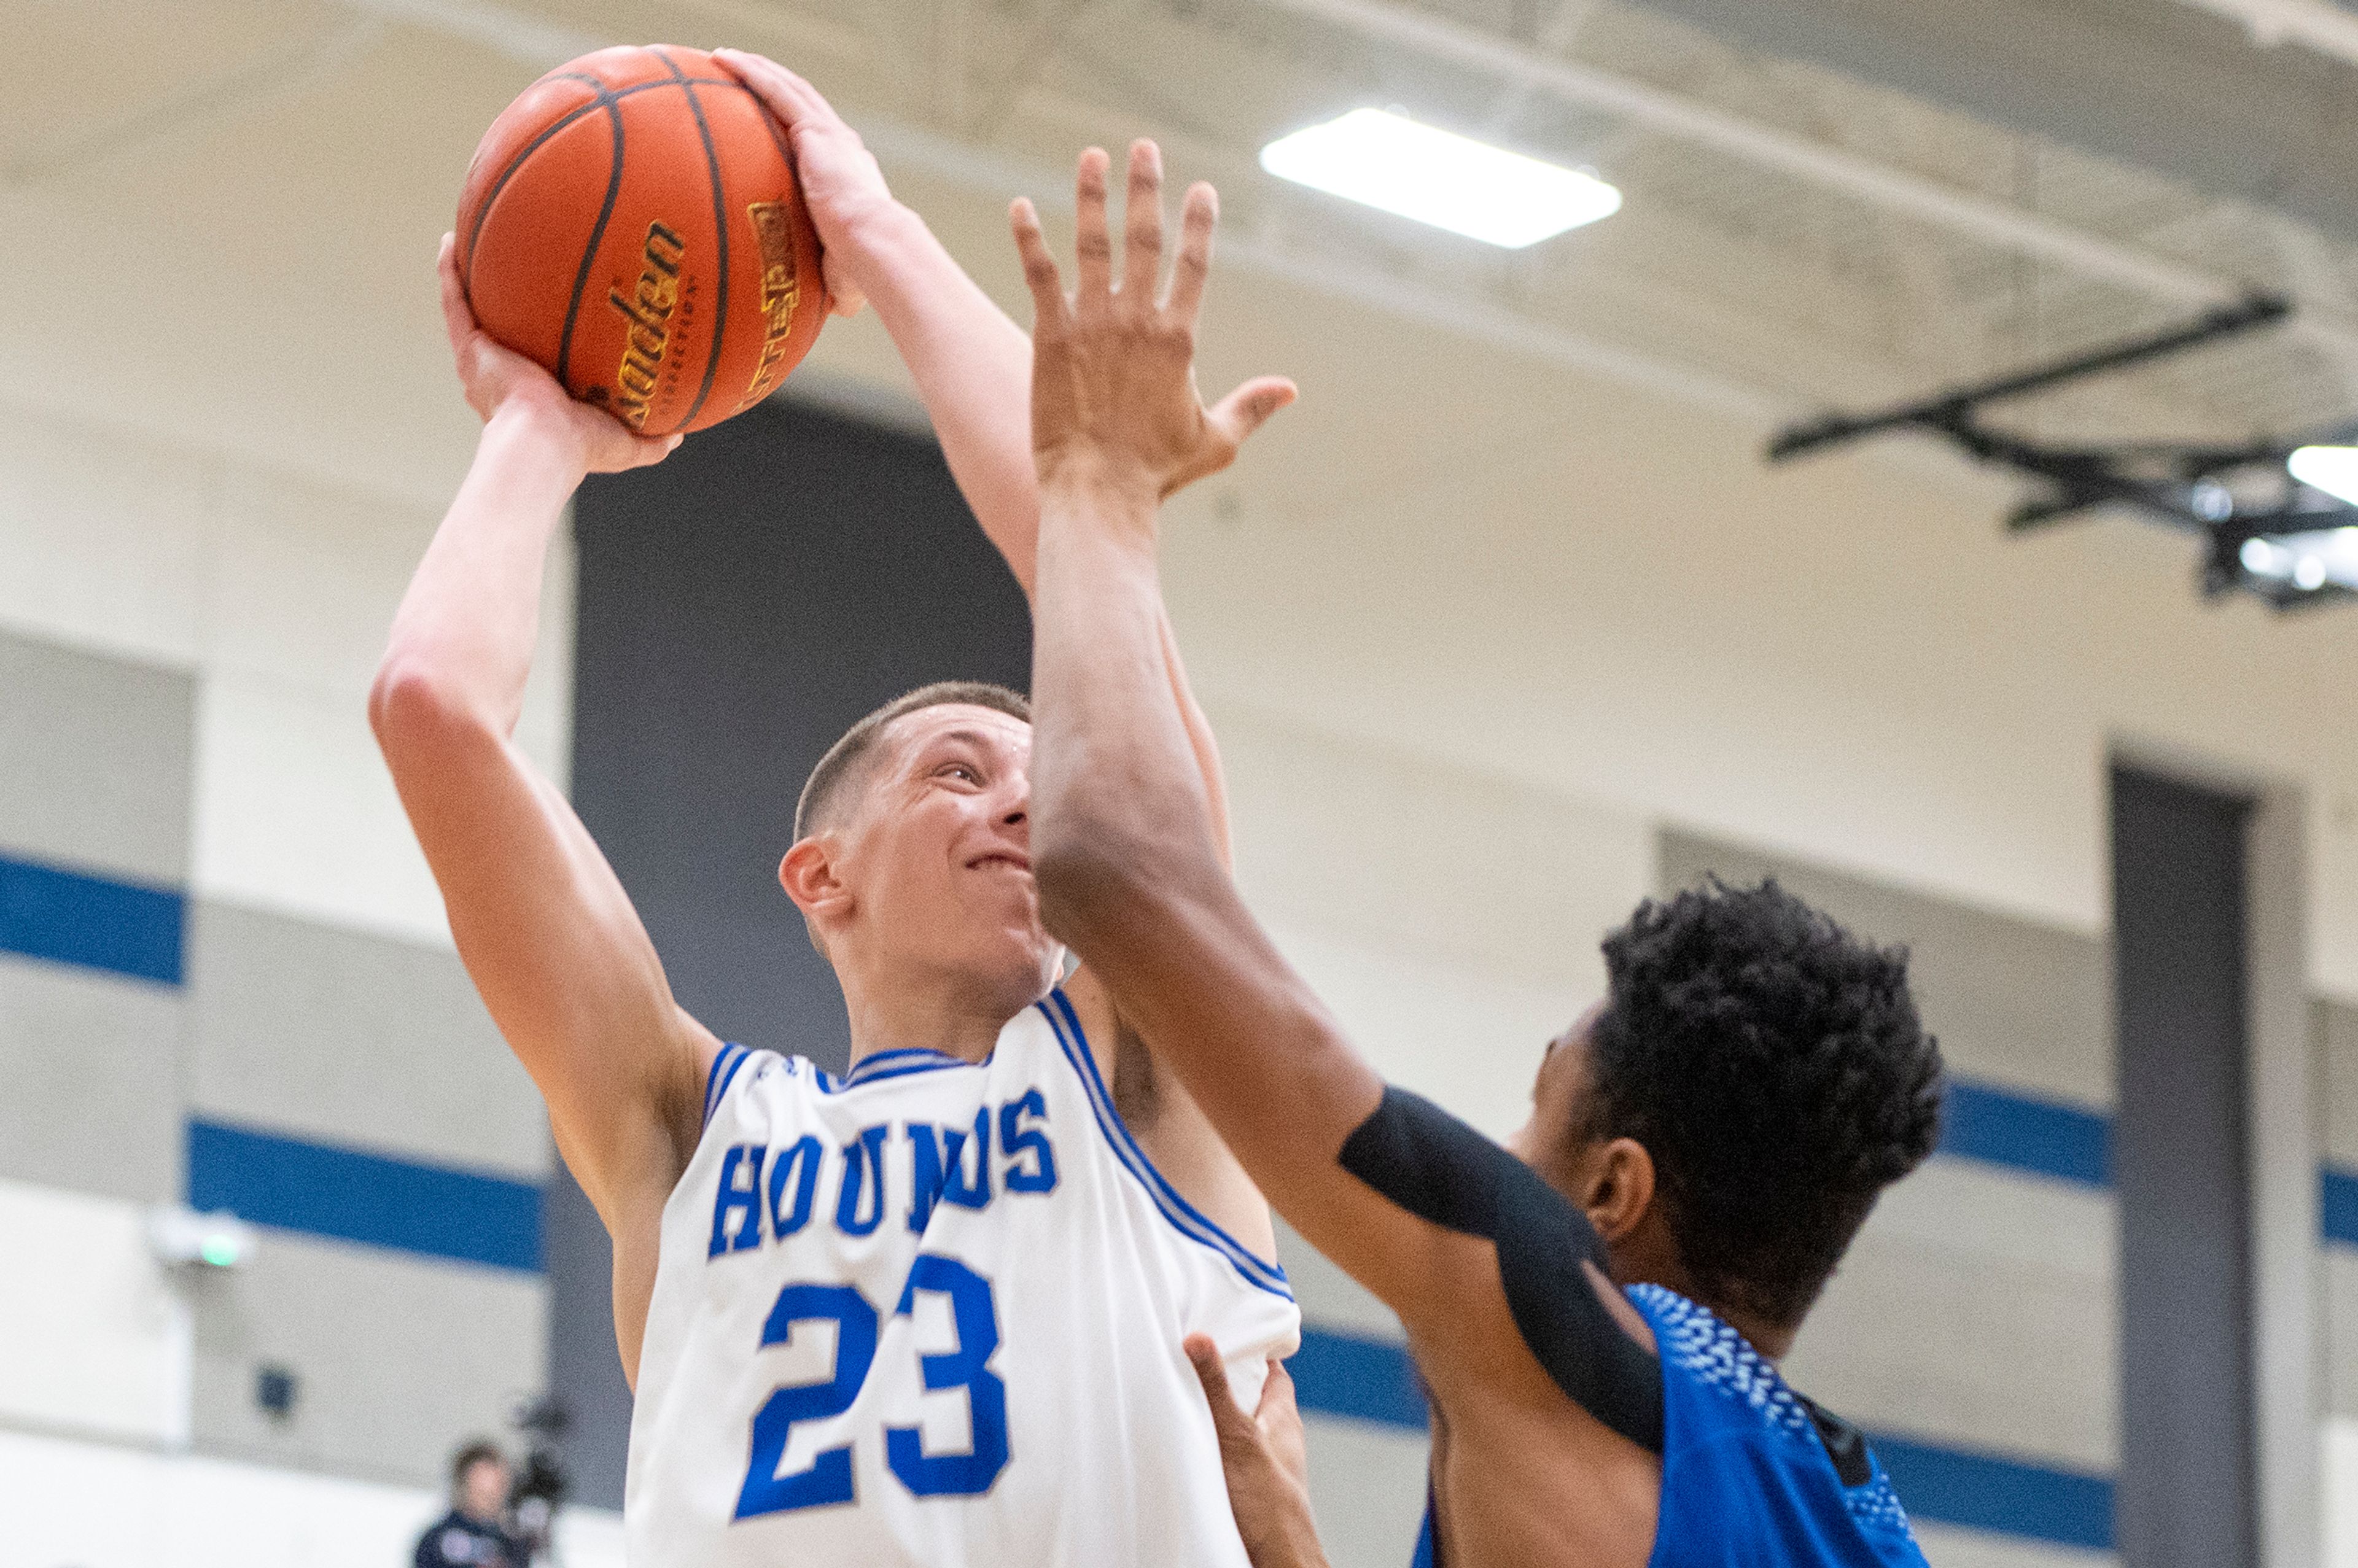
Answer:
[
  {"xmin": 1016, "ymin": 145, "xmax": 1639, "ymax": 1377},
  {"xmin": 1011, "ymin": 146, "xmax": 1453, "ymax": 1310}
]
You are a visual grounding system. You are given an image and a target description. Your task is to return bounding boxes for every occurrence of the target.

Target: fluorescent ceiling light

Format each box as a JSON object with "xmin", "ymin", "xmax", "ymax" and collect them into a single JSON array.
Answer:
[
  {"xmin": 2289, "ymin": 444, "xmax": 2358, "ymax": 508},
  {"xmin": 1260, "ymin": 109, "xmax": 1621, "ymax": 249},
  {"xmin": 2239, "ymin": 526, "xmax": 2358, "ymax": 592}
]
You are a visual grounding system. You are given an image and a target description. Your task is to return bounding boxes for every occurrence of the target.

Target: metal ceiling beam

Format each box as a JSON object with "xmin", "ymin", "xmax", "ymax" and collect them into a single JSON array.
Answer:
[{"xmin": 1255, "ymin": 0, "xmax": 2358, "ymax": 365}]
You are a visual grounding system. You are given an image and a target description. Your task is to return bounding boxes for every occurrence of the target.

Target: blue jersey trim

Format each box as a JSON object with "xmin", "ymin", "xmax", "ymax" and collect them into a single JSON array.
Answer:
[
  {"xmin": 836, "ymin": 1047, "xmax": 982, "ymax": 1091},
  {"xmin": 702, "ymin": 1043, "xmax": 753, "ymax": 1129},
  {"xmin": 1037, "ymin": 988, "xmax": 1293, "ymax": 1300}
]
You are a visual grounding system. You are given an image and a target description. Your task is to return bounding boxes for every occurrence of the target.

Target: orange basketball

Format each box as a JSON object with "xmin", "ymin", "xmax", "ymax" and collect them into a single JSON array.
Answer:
[{"xmin": 456, "ymin": 45, "xmax": 827, "ymax": 437}]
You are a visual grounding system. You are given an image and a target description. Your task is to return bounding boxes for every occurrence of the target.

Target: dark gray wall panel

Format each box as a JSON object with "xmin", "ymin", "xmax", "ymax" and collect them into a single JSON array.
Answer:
[
  {"xmin": 190, "ymin": 1231, "xmax": 545, "ymax": 1488},
  {"xmin": 1659, "ymin": 829, "xmax": 2110, "ymax": 1104},
  {"xmin": 2112, "ymin": 764, "xmax": 2254, "ymax": 1568},
  {"xmin": 0, "ymin": 629, "xmax": 193, "ymax": 883},
  {"xmin": 571, "ymin": 397, "xmax": 1030, "ymax": 1068},
  {"xmin": 0, "ymin": 953, "xmax": 181, "ymax": 1200},
  {"xmin": 185, "ymin": 900, "xmax": 542, "ymax": 1178},
  {"xmin": 564, "ymin": 396, "xmax": 1032, "ymax": 1506}
]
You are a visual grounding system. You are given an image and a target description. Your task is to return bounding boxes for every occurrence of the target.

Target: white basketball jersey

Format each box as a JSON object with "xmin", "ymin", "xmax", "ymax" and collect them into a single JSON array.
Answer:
[{"xmin": 626, "ymin": 987, "xmax": 1302, "ymax": 1566}]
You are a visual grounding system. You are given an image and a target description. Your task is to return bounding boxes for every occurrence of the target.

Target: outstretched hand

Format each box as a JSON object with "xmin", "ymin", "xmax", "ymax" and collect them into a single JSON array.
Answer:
[
  {"xmin": 1188, "ymin": 1336, "xmax": 1331, "ymax": 1568},
  {"xmin": 1012, "ymin": 141, "xmax": 1294, "ymax": 509},
  {"xmin": 437, "ymin": 234, "xmax": 679, "ymax": 475}
]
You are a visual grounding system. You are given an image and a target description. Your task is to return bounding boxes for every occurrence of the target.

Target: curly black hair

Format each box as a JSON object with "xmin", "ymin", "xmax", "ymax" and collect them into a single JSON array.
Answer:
[{"xmin": 1587, "ymin": 877, "xmax": 1945, "ymax": 1327}]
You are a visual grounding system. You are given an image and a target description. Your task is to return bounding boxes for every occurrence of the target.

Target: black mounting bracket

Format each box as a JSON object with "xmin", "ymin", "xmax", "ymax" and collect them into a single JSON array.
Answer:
[{"xmin": 1765, "ymin": 293, "xmax": 2358, "ymax": 608}]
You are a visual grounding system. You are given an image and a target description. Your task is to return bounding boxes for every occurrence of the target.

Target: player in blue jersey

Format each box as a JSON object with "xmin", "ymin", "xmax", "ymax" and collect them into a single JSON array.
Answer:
[
  {"xmin": 373, "ymin": 61, "xmax": 1307, "ymax": 1565},
  {"xmin": 1011, "ymin": 142, "xmax": 1948, "ymax": 1568}
]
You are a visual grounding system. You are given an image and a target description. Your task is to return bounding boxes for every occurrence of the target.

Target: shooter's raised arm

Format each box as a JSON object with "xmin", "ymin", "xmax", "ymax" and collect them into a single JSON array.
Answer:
[{"xmin": 370, "ymin": 244, "xmax": 716, "ymax": 1381}]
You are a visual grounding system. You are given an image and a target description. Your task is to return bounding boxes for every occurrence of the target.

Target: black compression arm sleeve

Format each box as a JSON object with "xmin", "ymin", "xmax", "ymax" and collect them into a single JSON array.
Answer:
[{"xmin": 1338, "ymin": 1086, "xmax": 1664, "ymax": 1452}]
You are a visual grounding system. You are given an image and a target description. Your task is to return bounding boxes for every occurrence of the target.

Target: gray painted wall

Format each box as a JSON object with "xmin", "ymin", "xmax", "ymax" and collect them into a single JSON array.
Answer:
[
  {"xmin": 0, "ymin": 632, "xmax": 192, "ymax": 884},
  {"xmin": 0, "ymin": 631, "xmax": 192, "ymax": 1204},
  {"xmin": 1659, "ymin": 830, "xmax": 2111, "ymax": 1106},
  {"xmin": 189, "ymin": 1231, "xmax": 544, "ymax": 1485},
  {"xmin": 0, "ymin": 957, "xmax": 182, "ymax": 1202},
  {"xmin": 180, "ymin": 896, "xmax": 551, "ymax": 1486},
  {"xmin": 0, "ymin": 625, "xmax": 551, "ymax": 1491},
  {"xmin": 185, "ymin": 901, "xmax": 539, "ymax": 1178}
]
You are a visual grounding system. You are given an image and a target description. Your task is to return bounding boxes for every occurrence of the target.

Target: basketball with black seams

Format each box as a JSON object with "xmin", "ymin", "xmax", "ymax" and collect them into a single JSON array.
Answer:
[{"xmin": 456, "ymin": 45, "xmax": 828, "ymax": 437}]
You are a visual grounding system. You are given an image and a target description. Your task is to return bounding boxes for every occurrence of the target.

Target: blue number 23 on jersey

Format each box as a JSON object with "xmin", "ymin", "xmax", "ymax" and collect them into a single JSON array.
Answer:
[{"xmin": 734, "ymin": 1254, "xmax": 1010, "ymax": 1518}]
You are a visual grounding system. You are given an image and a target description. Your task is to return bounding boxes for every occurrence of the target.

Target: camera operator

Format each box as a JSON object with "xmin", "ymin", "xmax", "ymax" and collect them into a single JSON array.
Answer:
[{"xmin": 414, "ymin": 1440, "xmax": 526, "ymax": 1568}]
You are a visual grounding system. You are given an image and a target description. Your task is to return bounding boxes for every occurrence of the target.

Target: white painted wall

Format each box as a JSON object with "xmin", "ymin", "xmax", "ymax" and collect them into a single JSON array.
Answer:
[
  {"xmin": 0, "ymin": 1180, "xmax": 188, "ymax": 1448},
  {"xmin": 0, "ymin": 1427, "xmax": 625, "ymax": 1568}
]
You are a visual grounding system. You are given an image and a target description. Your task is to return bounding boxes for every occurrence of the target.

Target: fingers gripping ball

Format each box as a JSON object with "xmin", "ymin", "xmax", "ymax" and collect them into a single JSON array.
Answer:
[{"xmin": 456, "ymin": 45, "xmax": 828, "ymax": 437}]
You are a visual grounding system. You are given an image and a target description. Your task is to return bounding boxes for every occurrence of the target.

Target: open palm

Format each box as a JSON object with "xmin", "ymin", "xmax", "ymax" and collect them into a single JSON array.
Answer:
[{"xmin": 1013, "ymin": 142, "xmax": 1294, "ymax": 506}]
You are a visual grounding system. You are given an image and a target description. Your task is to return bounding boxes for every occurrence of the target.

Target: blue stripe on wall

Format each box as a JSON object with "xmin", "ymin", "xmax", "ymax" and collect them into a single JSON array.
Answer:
[
  {"xmin": 1942, "ymin": 1085, "xmax": 2358, "ymax": 1257},
  {"xmin": 0, "ymin": 850, "xmax": 184, "ymax": 985},
  {"xmin": 1871, "ymin": 1432, "xmax": 2114, "ymax": 1551},
  {"xmin": 1288, "ymin": 1324, "xmax": 2113, "ymax": 1553},
  {"xmin": 187, "ymin": 1119, "xmax": 542, "ymax": 1274},
  {"xmin": 1288, "ymin": 1323, "xmax": 1430, "ymax": 1430},
  {"xmin": 2323, "ymin": 1165, "xmax": 2358, "ymax": 1250},
  {"xmin": 1938, "ymin": 1079, "xmax": 2111, "ymax": 1189}
]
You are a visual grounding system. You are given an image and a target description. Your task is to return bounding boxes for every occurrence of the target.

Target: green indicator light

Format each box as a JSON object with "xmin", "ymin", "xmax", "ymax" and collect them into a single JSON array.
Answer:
[{"xmin": 200, "ymin": 1237, "xmax": 240, "ymax": 1267}]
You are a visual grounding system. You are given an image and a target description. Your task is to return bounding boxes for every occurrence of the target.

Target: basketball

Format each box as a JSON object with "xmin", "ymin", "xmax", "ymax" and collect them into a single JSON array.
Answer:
[{"xmin": 455, "ymin": 45, "xmax": 827, "ymax": 437}]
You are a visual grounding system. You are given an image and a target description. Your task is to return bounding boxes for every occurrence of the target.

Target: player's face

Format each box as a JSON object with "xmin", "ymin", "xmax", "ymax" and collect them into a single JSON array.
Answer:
[
  {"xmin": 1507, "ymin": 1001, "xmax": 1606, "ymax": 1176},
  {"xmin": 836, "ymin": 704, "xmax": 1061, "ymax": 1011}
]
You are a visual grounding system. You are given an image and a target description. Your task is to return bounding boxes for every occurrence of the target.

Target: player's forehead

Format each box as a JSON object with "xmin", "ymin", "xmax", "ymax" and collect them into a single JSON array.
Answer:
[
  {"xmin": 882, "ymin": 702, "xmax": 1032, "ymax": 768},
  {"xmin": 1540, "ymin": 1001, "xmax": 1605, "ymax": 1085}
]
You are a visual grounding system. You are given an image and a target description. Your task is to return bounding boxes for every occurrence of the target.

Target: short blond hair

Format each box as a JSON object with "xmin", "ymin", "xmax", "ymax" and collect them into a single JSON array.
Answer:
[{"xmin": 793, "ymin": 681, "xmax": 1031, "ymax": 840}]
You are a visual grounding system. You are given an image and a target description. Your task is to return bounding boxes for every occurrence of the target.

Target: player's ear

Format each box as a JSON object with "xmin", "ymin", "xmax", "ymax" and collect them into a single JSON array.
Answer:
[
  {"xmin": 1580, "ymin": 1136, "xmax": 1657, "ymax": 1246},
  {"xmin": 780, "ymin": 837, "xmax": 851, "ymax": 926}
]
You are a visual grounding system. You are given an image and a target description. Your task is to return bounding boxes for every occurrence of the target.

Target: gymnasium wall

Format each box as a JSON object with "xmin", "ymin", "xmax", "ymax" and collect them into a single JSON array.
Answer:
[{"xmin": 0, "ymin": 399, "xmax": 562, "ymax": 1537}]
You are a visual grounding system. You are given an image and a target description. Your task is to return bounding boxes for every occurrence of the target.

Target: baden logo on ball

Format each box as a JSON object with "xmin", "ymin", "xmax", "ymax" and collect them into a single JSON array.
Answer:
[
  {"xmin": 456, "ymin": 45, "xmax": 828, "ymax": 437},
  {"xmin": 607, "ymin": 221, "xmax": 687, "ymax": 429}
]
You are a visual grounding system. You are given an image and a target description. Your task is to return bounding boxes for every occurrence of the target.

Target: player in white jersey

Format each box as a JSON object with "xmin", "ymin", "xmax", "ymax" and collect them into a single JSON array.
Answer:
[
  {"xmin": 372, "ymin": 54, "xmax": 1300, "ymax": 1565},
  {"xmin": 636, "ymin": 988, "xmax": 1297, "ymax": 1561}
]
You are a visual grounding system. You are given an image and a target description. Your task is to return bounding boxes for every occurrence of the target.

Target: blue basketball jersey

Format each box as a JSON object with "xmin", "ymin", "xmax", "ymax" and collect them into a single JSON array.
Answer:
[{"xmin": 1412, "ymin": 1285, "xmax": 1926, "ymax": 1568}]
